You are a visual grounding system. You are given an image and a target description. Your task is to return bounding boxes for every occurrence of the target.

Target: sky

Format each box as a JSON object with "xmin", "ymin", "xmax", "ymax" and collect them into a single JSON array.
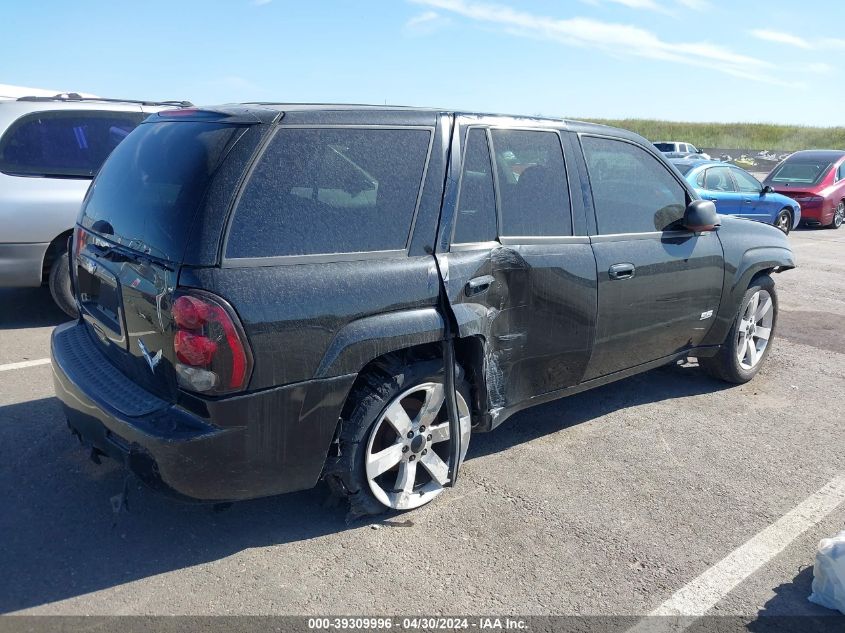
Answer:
[{"xmin": 2, "ymin": 0, "xmax": 843, "ymax": 126}]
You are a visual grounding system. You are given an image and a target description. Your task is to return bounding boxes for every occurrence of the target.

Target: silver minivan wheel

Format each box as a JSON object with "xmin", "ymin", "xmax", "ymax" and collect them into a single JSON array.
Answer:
[{"xmin": 365, "ymin": 382, "xmax": 470, "ymax": 510}]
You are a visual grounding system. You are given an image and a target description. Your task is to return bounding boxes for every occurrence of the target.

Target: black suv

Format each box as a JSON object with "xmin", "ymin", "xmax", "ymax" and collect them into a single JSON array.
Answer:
[{"xmin": 51, "ymin": 105, "xmax": 794, "ymax": 514}]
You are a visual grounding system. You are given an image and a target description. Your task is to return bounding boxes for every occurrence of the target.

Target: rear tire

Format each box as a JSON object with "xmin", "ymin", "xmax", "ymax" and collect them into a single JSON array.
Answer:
[
  {"xmin": 323, "ymin": 357, "xmax": 471, "ymax": 518},
  {"xmin": 48, "ymin": 248, "xmax": 77, "ymax": 318},
  {"xmin": 700, "ymin": 275, "xmax": 777, "ymax": 384},
  {"xmin": 827, "ymin": 201, "xmax": 844, "ymax": 229},
  {"xmin": 774, "ymin": 208, "xmax": 792, "ymax": 234}
]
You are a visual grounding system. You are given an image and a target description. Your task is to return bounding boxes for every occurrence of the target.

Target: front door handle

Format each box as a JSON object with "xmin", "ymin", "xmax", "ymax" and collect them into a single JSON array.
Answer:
[
  {"xmin": 608, "ymin": 263, "xmax": 635, "ymax": 280},
  {"xmin": 465, "ymin": 275, "xmax": 494, "ymax": 296}
]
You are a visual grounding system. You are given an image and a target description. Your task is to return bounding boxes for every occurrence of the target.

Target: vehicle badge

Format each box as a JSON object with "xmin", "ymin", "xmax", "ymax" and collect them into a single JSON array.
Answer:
[{"xmin": 138, "ymin": 338, "xmax": 163, "ymax": 373}]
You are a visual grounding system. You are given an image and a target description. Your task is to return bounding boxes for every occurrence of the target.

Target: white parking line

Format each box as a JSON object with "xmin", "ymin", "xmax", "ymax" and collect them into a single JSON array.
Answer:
[
  {"xmin": 0, "ymin": 358, "xmax": 51, "ymax": 372},
  {"xmin": 628, "ymin": 473, "xmax": 845, "ymax": 632}
]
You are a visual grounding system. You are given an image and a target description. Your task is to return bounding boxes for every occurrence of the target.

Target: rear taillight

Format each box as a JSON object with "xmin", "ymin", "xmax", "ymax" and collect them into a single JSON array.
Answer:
[
  {"xmin": 794, "ymin": 195, "xmax": 823, "ymax": 207},
  {"xmin": 73, "ymin": 226, "xmax": 90, "ymax": 260},
  {"xmin": 171, "ymin": 290, "xmax": 253, "ymax": 395}
]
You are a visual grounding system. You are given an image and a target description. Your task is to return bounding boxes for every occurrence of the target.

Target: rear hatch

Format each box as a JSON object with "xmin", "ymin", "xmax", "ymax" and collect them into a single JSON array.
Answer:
[{"xmin": 74, "ymin": 115, "xmax": 251, "ymax": 402}]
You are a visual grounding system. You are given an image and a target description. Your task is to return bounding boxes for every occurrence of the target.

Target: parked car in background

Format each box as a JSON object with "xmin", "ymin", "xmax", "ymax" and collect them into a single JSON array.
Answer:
[
  {"xmin": 51, "ymin": 104, "xmax": 794, "ymax": 515},
  {"xmin": 763, "ymin": 150, "xmax": 845, "ymax": 229},
  {"xmin": 655, "ymin": 141, "xmax": 711, "ymax": 160},
  {"xmin": 0, "ymin": 93, "xmax": 190, "ymax": 316},
  {"xmin": 671, "ymin": 158, "xmax": 801, "ymax": 234}
]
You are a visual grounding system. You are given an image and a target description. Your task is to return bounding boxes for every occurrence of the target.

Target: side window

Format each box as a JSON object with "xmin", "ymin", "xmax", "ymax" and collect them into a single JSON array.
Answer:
[
  {"xmin": 0, "ymin": 110, "xmax": 145, "ymax": 178},
  {"xmin": 453, "ymin": 129, "xmax": 497, "ymax": 244},
  {"xmin": 838, "ymin": 162, "xmax": 845, "ymax": 182},
  {"xmin": 731, "ymin": 168, "xmax": 762, "ymax": 193},
  {"xmin": 680, "ymin": 144, "xmax": 689, "ymax": 153},
  {"xmin": 695, "ymin": 169, "xmax": 707, "ymax": 188},
  {"xmin": 702, "ymin": 166, "xmax": 737, "ymax": 192},
  {"xmin": 490, "ymin": 129, "xmax": 572, "ymax": 236},
  {"xmin": 582, "ymin": 136, "xmax": 688, "ymax": 234},
  {"xmin": 227, "ymin": 127, "xmax": 431, "ymax": 258}
]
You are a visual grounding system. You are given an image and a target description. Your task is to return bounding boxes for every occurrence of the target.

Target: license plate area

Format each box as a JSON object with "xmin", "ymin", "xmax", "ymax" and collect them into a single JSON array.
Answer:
[{"xmin": 77, "ymin": 255, "xmax": 126, "ymax": 348}]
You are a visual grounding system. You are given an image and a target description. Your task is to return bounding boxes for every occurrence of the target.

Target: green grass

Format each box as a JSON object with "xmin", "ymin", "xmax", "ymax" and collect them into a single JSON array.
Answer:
[{"xmin": 580, "ymin": 119, "xmax": 845, "ymax": 152}]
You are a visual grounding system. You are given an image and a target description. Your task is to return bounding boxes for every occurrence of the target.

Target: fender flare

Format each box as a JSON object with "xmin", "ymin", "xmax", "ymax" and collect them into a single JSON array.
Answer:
[
  {"xmin": 701, "ymin": 245, "xmax": 795, "ymax": 347},
  {"xmin": 314, "ymin": 307, "xmax": 446, "ymax": 379}
]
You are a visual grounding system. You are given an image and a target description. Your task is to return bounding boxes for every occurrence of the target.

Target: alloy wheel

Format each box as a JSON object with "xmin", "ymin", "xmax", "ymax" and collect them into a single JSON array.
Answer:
[
  {"xmin": 835, "ymin": 202, "xmax": 845, "ymax": 228},
  {"xmin": 735, "ymin": 289, "xmax": 774, "ymax": 371},
  {"xmin": 776, "ymin": 211, "xmax": 791, "ymax": 234},
  {"xmin": 365, "ymin": 382, "xmax": 471, "ymax": 510}
]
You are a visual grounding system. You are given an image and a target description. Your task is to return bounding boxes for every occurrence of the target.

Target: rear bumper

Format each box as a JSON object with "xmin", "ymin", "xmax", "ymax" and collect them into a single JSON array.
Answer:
[
  {"xmin": 0, "ymin": 242, "xmax": 49, "ymax": 287},
  {"xmin": 51, "ymin": 321, "xmax": 356, "ymax": 502}
]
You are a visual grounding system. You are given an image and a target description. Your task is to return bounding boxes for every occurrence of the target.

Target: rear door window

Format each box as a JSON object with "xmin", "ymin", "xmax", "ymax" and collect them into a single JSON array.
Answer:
[
  {"xmin": 453, "ymin": 128, "xmax": 497, "ymax": 244},
  {"xmin": 583, "ymin": 136, "xmax": 688, "ymax": 234},
  {"xmin": 490, "ymin": 129, "xmax": 572, "ymax": 237},
  {"xmin": 227, "ymin": 127, "xmax": 432, "ymax": 258},
  {"xmin": 0, "ymin": 110, "xmax": 145, "ymax": 178}
]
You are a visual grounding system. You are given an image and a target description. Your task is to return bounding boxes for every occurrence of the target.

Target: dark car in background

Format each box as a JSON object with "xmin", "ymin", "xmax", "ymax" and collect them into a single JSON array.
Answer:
[
  {"xmin": 764, "ymin": 149, "xmax": 845, "ymax": 229},
  {"xmin": 51, "ymin": 105, "xmax": 794, "ymax": 515},
  {"xmin": 671, "ymin": 158, "xmax": 801, "ymax": 233}
]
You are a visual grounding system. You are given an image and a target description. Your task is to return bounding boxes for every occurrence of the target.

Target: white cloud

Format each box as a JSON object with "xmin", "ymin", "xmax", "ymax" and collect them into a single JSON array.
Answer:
[
  {"xmin": 405, "ymin": 11, "xmax": 449, "ymax": 33},
  {"xmin": 411, "ymin": 0, "xmax": 781, "ymax": 83},
  {"xmin": 583, "ymin": 0, "xmax": 710, "ymax": 13},
  {"xmin": 806, "ymin": 62, "xmax": 833, "ymax": 75},
  {"xmin": 751, "ymin": 29, "xmax": 811, "ymax": 49},
  {"xmin": 583, "ymin": 0, "xmax": 665, "ymax": 11},
  {"xmin": 675, "ymin": 0, "xmax": 710, "ymax": 10}
]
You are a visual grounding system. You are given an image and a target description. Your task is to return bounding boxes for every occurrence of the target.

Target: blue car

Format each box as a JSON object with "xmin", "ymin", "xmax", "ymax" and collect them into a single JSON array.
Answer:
[{"xmin": 670, "ymin": 158, "xmax": 800, "ymax": 234}]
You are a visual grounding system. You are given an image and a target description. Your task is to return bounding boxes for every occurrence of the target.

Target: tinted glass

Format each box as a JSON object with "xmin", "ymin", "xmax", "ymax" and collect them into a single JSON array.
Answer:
[
  {"xmin": 228, "ymin": 128, "xmax": 431, "ymax": 258},
  {"xmin": 731, "ymin": 168, "xmax": 762, "ymax": 193},
  {"xmin": 769, "ymin": 160, "xmax": 834, "ymax": 185},
  {"xmin": 81, "ymin": 121, "xmax": 244, "ymax": 261},
  {"xmin": 654, "ymin": 143, "xmax": 673, "ymax": 152},
  {"xmin": 695, "ymin": 169, "xmax": 706, "ymax": 187},
  {"xmin": 491, "ymin": 130, "xmax": 571, "ymax": 236},
  {"xmin": 0, "ymin": 110, "xmax": 145, "ymax": 178},
  {"xmin": 453, "ymin": 129, "xmax": 497, "ymax": 244},
  {"xmin": 837, "ymin": 163, "xmax": 845, "ymax": 181},
  {"xmin": 583, "ymin": 137, "xmax": 687, "ymax": 234},
  {"xmin": 674, "ymin": 163, "xmax": 694, "ymax": 176},
  {"xmin": 703, "ymin": 166, "xmax": 737, "ymax": 192}
]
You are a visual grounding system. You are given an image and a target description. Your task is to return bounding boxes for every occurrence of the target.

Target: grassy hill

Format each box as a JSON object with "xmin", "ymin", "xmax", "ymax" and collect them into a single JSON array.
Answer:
[{"xmin": 581, "ymin": 119, "xmax": 845, "ymax": 152}]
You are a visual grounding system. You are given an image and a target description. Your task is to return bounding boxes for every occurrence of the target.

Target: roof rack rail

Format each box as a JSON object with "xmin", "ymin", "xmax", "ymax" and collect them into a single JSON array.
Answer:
[{"xmin": 16, "ymin": 93, "xmax": 193, "ymax": 107}]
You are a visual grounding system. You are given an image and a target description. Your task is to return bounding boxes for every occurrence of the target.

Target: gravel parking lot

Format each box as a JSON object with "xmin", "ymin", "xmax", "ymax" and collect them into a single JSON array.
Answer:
[{"xmin": 1, "ymin": 227, "xmax": 843, "ymax": 621}]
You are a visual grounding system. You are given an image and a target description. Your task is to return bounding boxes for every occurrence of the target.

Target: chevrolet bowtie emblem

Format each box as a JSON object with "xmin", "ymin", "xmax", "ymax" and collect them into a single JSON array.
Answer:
[{"xmin": 138, "ymin": 338, "xmax": 163, "ymax": 373}]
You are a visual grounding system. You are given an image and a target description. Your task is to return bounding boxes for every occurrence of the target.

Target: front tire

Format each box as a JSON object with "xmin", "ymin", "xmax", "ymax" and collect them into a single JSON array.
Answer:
[
  {"xmin": 774, "ymin": 208, "xmax": 792, "ymax": 234},
  {"xmin": 700, "ymin": 275, "xmax": 777, "ymax": 384},
  {"xmin": 48, "ymin": 248, "xmax": 78, "ymax": 318},
  {"xmin": 827, "ymin": 201, "xmax": 844, "ymax": 229},
  {"xmin": 324, "ymin": 358, "xmax": 471, "ymax": 517}
]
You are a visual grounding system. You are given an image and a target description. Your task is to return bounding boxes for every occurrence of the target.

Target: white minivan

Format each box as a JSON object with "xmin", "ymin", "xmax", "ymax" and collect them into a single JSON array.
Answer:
[{"xmin": 0, "ymin": 94, "xmax": 188, "ymax": 315}]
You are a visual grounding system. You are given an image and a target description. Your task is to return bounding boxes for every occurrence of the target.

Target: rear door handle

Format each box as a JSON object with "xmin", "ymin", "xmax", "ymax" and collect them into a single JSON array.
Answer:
[
  {"xmin": 608, "ymin": 263, "xmax": 635, "ymax": 280},
  {"xmin": 465, "ymin": 275, "xmax": 494, "ymax": 296}
]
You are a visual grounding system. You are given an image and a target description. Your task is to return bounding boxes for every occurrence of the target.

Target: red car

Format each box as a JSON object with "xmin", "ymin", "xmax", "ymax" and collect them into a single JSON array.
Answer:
[{"xmin": 764, "ymin": 150, "xmax": 845, "ymax": 229}]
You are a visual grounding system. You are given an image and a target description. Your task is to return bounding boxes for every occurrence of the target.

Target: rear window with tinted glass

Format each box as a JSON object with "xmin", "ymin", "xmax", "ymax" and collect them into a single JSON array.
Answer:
[
  {"xmin": 0, "ymin": 110, "xmax": 146, "ymax": 178},
  {"xmin": 226, "ymin": 127, "xmax": 432, "ymax": 258},
  {"xmin": 80, "ymin": 121, "xmax": 244, "ymax": 261},
  {"xmin": 769, "ymin": 160, "xmax": 834, "ymax": 185}
]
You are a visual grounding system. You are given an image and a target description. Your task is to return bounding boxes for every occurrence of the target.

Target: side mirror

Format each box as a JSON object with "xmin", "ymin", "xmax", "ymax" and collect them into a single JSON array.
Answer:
[
  {"xmin": 696, "ymin": 148, "xmax": 704, "ymax": 154},
  {"xmin": 762, "ymin": 185, "xmax": 774, "ymax": 194},
  {"xmin": 683, "ymin": 200, "xmax": 720, "ymax": 232}
]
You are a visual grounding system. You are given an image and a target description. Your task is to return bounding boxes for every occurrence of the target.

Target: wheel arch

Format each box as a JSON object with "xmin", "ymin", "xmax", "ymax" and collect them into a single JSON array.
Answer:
[
  {"xmin": 41, "ymin": 229, "xmax": 73, "ymax": 285},
  {"xmin": 701, "ymin": 244, "xmax": 792, "ymax": 347}
]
